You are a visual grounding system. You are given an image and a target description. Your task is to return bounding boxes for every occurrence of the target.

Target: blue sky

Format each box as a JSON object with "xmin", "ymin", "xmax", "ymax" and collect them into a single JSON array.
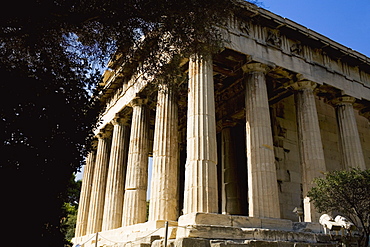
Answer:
[{"xmin": 260, "ymin": 0, "xmax": 370, "ymax": 57}]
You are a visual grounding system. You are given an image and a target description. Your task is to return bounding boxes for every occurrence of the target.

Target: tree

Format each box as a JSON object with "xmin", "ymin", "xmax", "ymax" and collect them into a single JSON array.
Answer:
[
  {"xmin": 61, "ymin": 175, "xmax": 82, "ymax": 245},
  {"xmin": 0, "ymin": 0, "xmax": 260, "ymax": 246},
  {"xmin": 308, "ymin": 168, "xmax": 370, "ymax": 246},
  {"xmin": 0, "ymin": 49, "xmax": 99, "ymax": 246},
  {"xmin": 61, "ymin": 202, "xmax": 79, "ymax": 244}
]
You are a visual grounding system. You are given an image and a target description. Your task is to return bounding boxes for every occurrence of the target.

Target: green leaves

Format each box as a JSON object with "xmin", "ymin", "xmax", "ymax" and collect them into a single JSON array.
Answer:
[
  {"xmin": 0, "ymin": 1, "xmax": 261, "ymax": 245},
  {"xmin": 308, "ymin": 168, "xmax": 370, "ymax": 245}
]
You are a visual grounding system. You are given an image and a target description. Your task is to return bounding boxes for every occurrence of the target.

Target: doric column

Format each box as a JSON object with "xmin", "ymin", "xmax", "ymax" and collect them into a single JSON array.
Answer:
[
  {"xmin": 86, "ymin": 131, "xmax": 111, "ymax": 233},
  {"xmin": 244, "ymin": 63, "xmax": 280, "ymax": 218},
  {"xmin": 149, "ymin": 84, "xmax": 179, "ymax": 221},
  {"xmin": 75, "ymin": 151, "xmax": 96, "ymax": 237},
  {"xmin": 291, "ymin": 80, "xmax": 326, "ymax": 222},
  {"xmin": 334, "ymin": 96, "xmax": 366, "ymax": 170},
  {"xmin": 102, "ymin": 117, "xmax": 130, "ymax": 231},
  {"xmin": 221, "ymin": 126, "xmax": 242, "ymax": 215},
  {"xmin": 122, "ymin": 98, "xmax": 149, "ymax": 226},
  {"xmin": 183, "ymin": 54, "xmax": 218, "ymax": 214}
]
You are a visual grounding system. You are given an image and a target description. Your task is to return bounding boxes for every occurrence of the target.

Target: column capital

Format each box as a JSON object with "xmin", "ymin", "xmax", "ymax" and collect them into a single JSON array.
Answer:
[
  {"xmin": 189, "ymin": 53, "xmax": 212, "ymax": 62},
  {"xmin": 97, "ymin": 129, "xmax": 111, "ymax": 139},
  {"xmin": 331, "ymin": 96, "xmax": 356, "ymax": 106},
  {"xmin": 242, "ymin": 63, "xmax": 270, "ymax": 74},
  {"xmin": 111, "ymin": 115, "xmax": 130, "ymax": 126},
  {"xmin": 157, "ymin": 82, "xmax": 174, "ymax": 95},
  {"xmin": 129, "ymin": 97, "xmax": 148, "ymax": 107},
  {"xmin": 289, "ymin": 80, "xmax": 317, "ymax": 91}
]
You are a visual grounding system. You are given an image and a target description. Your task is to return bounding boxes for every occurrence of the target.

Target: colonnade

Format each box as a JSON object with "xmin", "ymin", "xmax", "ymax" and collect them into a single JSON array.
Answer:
[{"xmin": 75, "ymin": 55, "xmax": 367, "ymax": 237}]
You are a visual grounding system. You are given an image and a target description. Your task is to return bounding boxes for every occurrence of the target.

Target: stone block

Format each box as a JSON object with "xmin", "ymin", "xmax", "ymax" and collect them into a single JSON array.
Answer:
[
  {"xmin": 174, "ymin": 237, "xmax": 211, "ymax": 247},
  {"xmin": 276, "ymin": 170, "xmax": 291, "ymax": 182},
  {"xmin": 178, "ymin": 213, "xmax": 232, "ymax": 227},
  {"xmin": 151, "ymin": 239, "xmax": 163, "ymax": 247},
  {"xmin": 313, "ymin": 233, "xmax": 332, "ymax": 243},
  {"xmin": 231, "ymin": 216, "xmax": 262, "ymax": 228},
  {"xmin": 244, "ymin": 240, "xmax": 279, "ymax": 247},
  {"xmin": 137, "ymin": 235, "xmax": 161, "ymax": 244},
  {"xmin": 282, "ymin": 141, "xmax": 297, "ymax": 154},
  {"xmin": 289, "ymin": 171, "xmax": 301, "ymax": 183},
  {"xmin": 260, "ymin": 218, "xmax": 293, "ymax": 230},
  {"xmin": 152, "ymin": 239, "xmax": 178, "ymax": 247},
  {"xmin": 177, "ymin": 223, "xmax": 327, "ymax": 244},
  {"xmin": 132, "ymin": 243, "xmax": 151, "ymax": 247},
  {"xmin": 280, "ymin": 119, "xmax": 297, "ymax": 131},
  {"xmin": 250, "ymin": 228, "xmax": 325, "ymax": 243},
  {"xmin": 179, "ymin": 224, "xmax": 252, "ymax": 240},
  {"xmin": 210, "ymin": 241, "xmax": 249, "ymax": 247},
  {"xmin": 276, "ymin": 241, "xmax": 296, "ymax": 247},
  {"xmin": 293, "ymin": 222, "xmax": 324, "ymax": 233},
  {"xmin": 179, "ymin": 214, "xmax": 293, "ymax": 231}
]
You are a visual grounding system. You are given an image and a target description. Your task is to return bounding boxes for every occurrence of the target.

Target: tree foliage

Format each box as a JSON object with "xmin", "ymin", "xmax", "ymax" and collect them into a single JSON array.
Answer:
[
  {"xmin": 61, "ymin": 202, "xmax": 79, "ymax": 244},
  {"xmin": 0, "ymin": 0, "xmax": 260, "ymax": 246},
  {"xmin": 308, "ymin": 168, "xmax": 370, "ymax": 246},
  {"xmin": 61, "ymin": 175, "xmax": 81, "ymax": 245}
]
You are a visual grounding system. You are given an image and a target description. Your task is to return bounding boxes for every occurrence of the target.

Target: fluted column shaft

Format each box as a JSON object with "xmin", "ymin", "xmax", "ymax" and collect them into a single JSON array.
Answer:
[
  {"xmin": 122, "ymin": 99, "xmax": 149, "ymax": 226},
  {"xmin": 244, "ymin": 63, "xmax": 280, "ymax": 218},
  {"xmin": 335, "ymin": 96, "xmax": 366, "ymax": 170},
  {"xmin": 149, "ymin": 84, "xmax": 179, "ymax": 221},
  {"xmin": 221, "ymin": 127, "xmax": 242, "ymax": 215},
  {"xmin": 75, "ymin": 151, "xmax": 96, "ymax": 237},
  {"xmin": 292, "ymin": 80, "xmax": 326, "ymax": 222},
  {"xmin": 183, "ymin": 54, "xmax": 218, "ymax": 214},
  {"xmin": 102, "ymin": 117, "xmax": 130, "ymax": 231},
  {"xmin": 86, "ymin": 132, "xmax": 111, "ymax": 233}
]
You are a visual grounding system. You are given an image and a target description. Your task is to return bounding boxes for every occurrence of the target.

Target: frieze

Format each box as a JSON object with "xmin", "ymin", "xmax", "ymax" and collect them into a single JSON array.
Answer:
[
  {"xmin": 239, "ymin": 21, "xmax": 251, "ymax": 36},
  {"xmin": 266, "ymin": 29, "xmax": 281, "ymax": 47},
  {"xmin": 290, "ymin": 42, "xmax": 302, "ymax": 56}
]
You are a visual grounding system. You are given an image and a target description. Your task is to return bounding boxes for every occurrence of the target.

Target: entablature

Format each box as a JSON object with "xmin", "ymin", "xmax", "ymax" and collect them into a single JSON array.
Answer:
[
  {"xmin": 227, "ymin": 2, "xmax": 370, "ymax": 92},
  {"xmin": 95, "ymin": 1, "xmax": 370, "ymax": 134}
]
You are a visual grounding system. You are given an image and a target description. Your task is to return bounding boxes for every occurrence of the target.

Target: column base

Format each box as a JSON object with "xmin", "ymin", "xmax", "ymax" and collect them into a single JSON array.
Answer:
[
  {"xmin": 178, "ymin": 212, "xmax": 293, "ymax": 231},
  {"xmin": 175, "ymin": 213, "xmax": 336, "ymax": 246},
  {"xmin": 157, "ymin": 237, "xmax": 337, "ymax": 247},
  {"xmin": 72, "ymin": 214, "xmax": 345, "ymax": 247}
]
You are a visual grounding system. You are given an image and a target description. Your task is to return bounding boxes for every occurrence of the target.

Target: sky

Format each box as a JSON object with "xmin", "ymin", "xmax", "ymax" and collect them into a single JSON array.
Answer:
[{"xmin": 260, "ymin": 0, "xmax": 370, "ymax": 57}]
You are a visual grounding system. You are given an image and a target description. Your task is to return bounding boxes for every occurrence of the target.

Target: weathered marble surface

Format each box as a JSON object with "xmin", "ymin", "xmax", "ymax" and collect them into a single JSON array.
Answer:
[
  {"xmin": 122, "ymin": 99, "xmax": 149, "ymax": 226},
  {"xmin": 86, "ymin": 132, "xmax": 111, "ymax": 234},
  {"xmin": 244, "ymin": 63, "xmax": 280, "ymax": 219},
  {"xmin": 183, "ymin": 54, "xmax": 218, "ymax": 214},
  {"xmin": 149, "ymin": 84, "xmax": 179, "ymax": 221}
]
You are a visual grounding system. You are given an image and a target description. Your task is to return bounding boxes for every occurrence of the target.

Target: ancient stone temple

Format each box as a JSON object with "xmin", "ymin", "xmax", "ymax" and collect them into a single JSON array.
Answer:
[{"xmin": 73, "ymin": 2, "xmax": 370, "ymax": 246}]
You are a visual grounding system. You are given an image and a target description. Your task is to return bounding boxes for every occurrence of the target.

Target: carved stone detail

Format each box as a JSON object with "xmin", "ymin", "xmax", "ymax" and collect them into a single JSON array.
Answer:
[
  {"xmin": 239, "ymin": 21, "xmax": 250, "ymax": 35},
  {"xmin": 290, "ymin": 42, "xmax": 302, "ymax": 55},
  {"xmin": 266, "ymin": 29, "xmax": 281, "ymax": 47}
]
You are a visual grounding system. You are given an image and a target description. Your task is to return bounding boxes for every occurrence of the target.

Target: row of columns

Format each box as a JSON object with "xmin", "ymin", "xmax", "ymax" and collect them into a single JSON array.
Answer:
[{"xmin": 75, "ymin": 55, "xmax": 367, "ymax": 237}]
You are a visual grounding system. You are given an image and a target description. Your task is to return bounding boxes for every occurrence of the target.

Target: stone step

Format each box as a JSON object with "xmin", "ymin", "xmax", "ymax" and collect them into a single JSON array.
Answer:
[
  {"xmin": 211, "ymin": 240, "xmax": 337, "ymax": 247},
  {"xmin": 151, "ymin": 238, "xmax": 337, "ymax": 247},
  {"xmin": 162, "ymin": 238, "xmax": 337, "ymax": 247},
  {"xmin": 177, "ymin": 225, "xmax": 331, "ymax": 243}
]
